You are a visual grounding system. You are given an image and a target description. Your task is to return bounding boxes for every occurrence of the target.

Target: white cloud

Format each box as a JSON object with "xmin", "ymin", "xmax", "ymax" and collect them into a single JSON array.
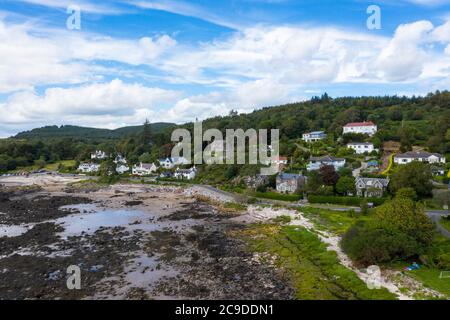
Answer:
[
  {"xmin": 375, "ymin": 21, "xmax": 434, "ymax": 81},
  {"xmin": 15, "ymin": 0, "xmax": 124, "ymax": 15},
  {"xmin": 0, "ymin": 18, "xmax": 176, "ymax": 93},
  {"xmin": 128, "ymin": 0, "xmax": 241, "ymax": 29},
  {"xmin": 0, "ymin": 79, "xmax": 181, "ymax": 128}
]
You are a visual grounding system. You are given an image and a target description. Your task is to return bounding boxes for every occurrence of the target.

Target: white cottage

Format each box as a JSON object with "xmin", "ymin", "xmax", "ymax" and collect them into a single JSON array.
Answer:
[
  {"xmin": 158, "ymin": 157, "xmax": 190, "ymax": 169},
  {"xmin": 132, "ymin": 162, "xmax": 158, "ymax": 176},
  {"xmin": 347, "ymin": 142, "xmax": 376, "ymax": 154},
  {"xmin": 394, "ymin": 151, "xmax": 446, "ymax": 165},
  {"xmin": 307, "ymin": 155, "xmax": 346, "ymax": 171},
  {"xmin": 91, "ymin": 150, "xmax": 108, "ymax": 160},
  {"xmin": 343, "ymin": 122, "xmax": 377, "ymax": 136},
  {"xmin": 116, "ymin": 164, "xmax": 130, "ymax": 174},
  {"xmin": 174, "ymin": 167, "xmax": 197, "ymax": 180},
  {"xmin": 78, "ymin": 163, "xmax": 100, "ymax": 173}
]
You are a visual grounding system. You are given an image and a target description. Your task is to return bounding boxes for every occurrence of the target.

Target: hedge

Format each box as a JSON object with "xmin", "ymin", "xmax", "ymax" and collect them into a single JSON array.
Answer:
[
  {"xmin": 308, "ymin": 195, "xmax": 388, "ymax": 207},
  {"xmin": 254, "ymin": 191, "xmax": 302, "ymax": 202}
]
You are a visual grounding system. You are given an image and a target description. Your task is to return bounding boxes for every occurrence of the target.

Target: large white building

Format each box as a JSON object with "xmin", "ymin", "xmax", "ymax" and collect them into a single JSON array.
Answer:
[
  {"xmin": 174, "ymin": 167, "xmax": 197, "ymax": 180},
  {"xmin": 307, "ymin": 155, "xmax": 346, "ymax": 171},
  {"xmin": 132, "ymin": 162, "xmax": 158, "ymax": 176},
  {"xmin": 394, "ymin": 151, "xmax": 446, "ymax": 165},
  {"xmin": 116, "ymin": 164, "xmax": 130, "ymax": 174},
  {"xmin": 78, "ymin": 163, "xmax": 100, "ymax": 173},
  {"xmin": 302, "ymin": 131, "xmax": 327, "ymax": 142},
  {"xmin": 347, "ymin": 142, "xmax": 376, "ymax": 154},
  {"xmin": 91, "ymin": 150, "xmax": 108, "ymax": 160},
  {"xmin": 158, "ymin": 157, "xmax": 190, "ymax": 169},
  {"xmin": 343, "ymin": 122, "xmax": 377, "ymax": 136}
]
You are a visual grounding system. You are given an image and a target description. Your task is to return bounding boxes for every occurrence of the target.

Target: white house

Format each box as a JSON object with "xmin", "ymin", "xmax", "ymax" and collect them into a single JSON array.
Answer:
[
  {"xmin": 114, "ymin": 154, "xmax": 127, "ymax": 164},
  {"xmin": 91, "ymin": 150, "xmax": 108, "ymax": 160},
  {"xmin": 132, "ymin": 162, "xmax": 158, "ymax": 176},
  {"xmin": 307, "ymin": 155, "xmax": 346, "ymax": 171},
  {"xmin": 158, "ymin": 157, "xmax": 190, "ymax": 169},
  {"xmin": 78, "ymin": 163, "xmax": 100, "ymax": 173},
  {"xmin": 347, "ymin": 142, "xmax": 376, "ymax": 154},
  {"xmin": 302, "ymin": 131, "xmax": 327, "ymax": 142},
  {"xmin": 394, "ymin": 151, "xmax": 446, "ymax": 165},
  {"xmin": 174, "ymin": 167, "xmax": 197, "ymax": 180},
  {"xmin": 343, "ymin": 122, "xmax": 377, "ymax": 136},
  {"xmin": 116, "ymin": 164, "xmax": 130, "ymax": 174}
]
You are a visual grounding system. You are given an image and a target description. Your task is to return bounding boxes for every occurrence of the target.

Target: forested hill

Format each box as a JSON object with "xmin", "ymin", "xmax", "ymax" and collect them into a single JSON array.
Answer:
[
  {"xmin": 14, "ymin": 123, "xmax": 176, "ymax": 140},
  {"xmin": 178, "ymin": 92, "xmax": 450, "ymax": 154}
]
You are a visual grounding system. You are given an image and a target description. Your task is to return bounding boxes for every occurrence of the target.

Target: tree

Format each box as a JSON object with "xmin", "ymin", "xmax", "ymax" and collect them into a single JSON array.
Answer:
[
  {"xmin": 99, "ymin": 160, "xmax": 117, "ymax": 177},
  {"xmin": 306, "ymin": 171, "xmax": 323, "ymax": 194},
  {"xmin": 138, "ymin": 152, "xmax": 153, "ymax": 163},
  {"xmin": 319, "ymin": 165, "xmax": 339, "ymax": 186},
  {"xmin": 389, "ymin": 162, "xmax": 433, "ymax": 198},
  {"xmin": 342, "ymin": 197, "xmax": 435, "ymax": 266},
  {"xmin": 336, "ymin": 176, "xmax": 356, "ymax": 195},
  {"xmin": 395, "ymin": 188, "xmax": 417, "ymax": 201},
  {"xmin": 142, "ymin": 119, "xmax": 152, "ymax": 148},
  {"xmin": 371, "ymin": 197, "xmax": 435, "ymax": 246}
]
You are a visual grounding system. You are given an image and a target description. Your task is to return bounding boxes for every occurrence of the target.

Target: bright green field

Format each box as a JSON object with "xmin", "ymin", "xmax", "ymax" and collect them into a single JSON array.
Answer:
[
  {"xmin": 236, "ymin": 224, "xmax": 396, "ymax": 300},
  {"xmin": 9, "ymin": 160, "xmax": 76, "ymax": 172}
]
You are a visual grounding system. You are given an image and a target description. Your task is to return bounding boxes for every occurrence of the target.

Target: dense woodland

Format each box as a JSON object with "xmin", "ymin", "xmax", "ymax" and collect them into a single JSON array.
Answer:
[{"xmin": 1, "ymin": 91, "xmax": 449, "ymax": 173}]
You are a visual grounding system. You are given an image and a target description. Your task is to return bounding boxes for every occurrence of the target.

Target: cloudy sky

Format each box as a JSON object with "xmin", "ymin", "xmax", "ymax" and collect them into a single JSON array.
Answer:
[{"xmin": 1, "ymin": 0, "xmax": 450, "ymax": 137}]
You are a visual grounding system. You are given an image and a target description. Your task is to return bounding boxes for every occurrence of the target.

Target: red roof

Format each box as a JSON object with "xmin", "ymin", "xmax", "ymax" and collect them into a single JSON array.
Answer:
[{"xmin": 344, "ymin": 121, "xmax": 376, "ymax": 128}]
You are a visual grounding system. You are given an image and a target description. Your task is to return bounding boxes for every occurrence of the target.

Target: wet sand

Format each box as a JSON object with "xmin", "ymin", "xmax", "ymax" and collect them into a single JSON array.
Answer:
[{"xmin": 0, "ymin": 179, "xmax": 294, "ymax": 300}]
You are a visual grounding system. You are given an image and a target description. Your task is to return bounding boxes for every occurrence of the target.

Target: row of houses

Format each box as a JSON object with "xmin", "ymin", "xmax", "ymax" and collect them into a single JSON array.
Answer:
[{"xmin": 273, "ymin": 172, "xmax": 389, "ymax": 197}]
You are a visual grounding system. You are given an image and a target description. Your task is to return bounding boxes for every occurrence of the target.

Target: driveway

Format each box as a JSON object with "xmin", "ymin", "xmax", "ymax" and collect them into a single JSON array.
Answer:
[{"xmin": 426, "ymin": 210, "xmax": 450, "ymax": 239}]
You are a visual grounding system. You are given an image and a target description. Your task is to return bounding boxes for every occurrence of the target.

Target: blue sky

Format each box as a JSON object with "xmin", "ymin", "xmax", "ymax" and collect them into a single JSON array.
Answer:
[{"xmin": 1, "ymin": 0, "xmax": 450, "ymax": 136}]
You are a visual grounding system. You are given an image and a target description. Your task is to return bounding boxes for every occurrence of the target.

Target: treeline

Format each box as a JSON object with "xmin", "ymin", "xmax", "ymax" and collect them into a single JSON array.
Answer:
[{"xmin": 1, "ymin": 91, "xmax": 449, "ymax": 172}]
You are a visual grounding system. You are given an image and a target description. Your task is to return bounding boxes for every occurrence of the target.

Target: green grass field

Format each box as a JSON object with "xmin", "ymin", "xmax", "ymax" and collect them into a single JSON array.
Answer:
[
  {"xmin": 9, "ymin": 160, "xmax": 76, "ymax": 173},
  {"xmin": 236, "ymin": 224, "xmax": 396, "ymax": 300},
  {"xmin": 440, "ymin": 217, "xmax": 450, "ymax": 232}
]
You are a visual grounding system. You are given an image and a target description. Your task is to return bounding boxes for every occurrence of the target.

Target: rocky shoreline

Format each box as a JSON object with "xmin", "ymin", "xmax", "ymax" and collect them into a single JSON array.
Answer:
[{"xmin": 0, "ymin": 183, "xmax": 294, "ymax": 300}]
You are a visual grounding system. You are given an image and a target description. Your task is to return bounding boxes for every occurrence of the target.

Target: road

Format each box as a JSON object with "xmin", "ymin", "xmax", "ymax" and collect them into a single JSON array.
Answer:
[{"xmin": 426, "ymin": 210, "xmax": 450, "ymax": 239}]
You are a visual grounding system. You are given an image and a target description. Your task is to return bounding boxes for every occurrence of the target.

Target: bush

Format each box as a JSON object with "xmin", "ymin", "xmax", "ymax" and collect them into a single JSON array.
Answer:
[
  {"xmin": 254, "ymin": 191, "xmax": 302, "ymax": 202},
  {"xmin": 396, "ymin": 187, "xmax": 417, "ymax": 200},
  {"xmin": 341, "ymin": 224, "xmax": 424, "ymax": 266},
  {"xmin": 308, "ymin": 195, "xmax": 387, "ymax": 207}
]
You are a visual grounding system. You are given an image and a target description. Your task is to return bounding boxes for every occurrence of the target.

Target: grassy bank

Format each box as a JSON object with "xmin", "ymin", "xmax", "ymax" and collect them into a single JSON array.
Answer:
[{"xmin": 236, "ymin": 224, "xmax": 396, "ymax": 300}]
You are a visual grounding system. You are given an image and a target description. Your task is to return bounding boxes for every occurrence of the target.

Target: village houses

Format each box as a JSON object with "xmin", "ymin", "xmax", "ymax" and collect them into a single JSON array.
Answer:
[
  {"xmin": 343, "ymin": 122, "xmax": 377, "ymax": 136},
  {"xmin": 307, "ymin": 155, "xmax": 346, "ymax": 171}
]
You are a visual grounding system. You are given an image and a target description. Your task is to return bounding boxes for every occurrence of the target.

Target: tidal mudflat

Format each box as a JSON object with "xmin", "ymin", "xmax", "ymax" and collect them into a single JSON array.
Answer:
[{"xmin": 0, "ymin": 179, "xmax": 293, "ymax": 300}]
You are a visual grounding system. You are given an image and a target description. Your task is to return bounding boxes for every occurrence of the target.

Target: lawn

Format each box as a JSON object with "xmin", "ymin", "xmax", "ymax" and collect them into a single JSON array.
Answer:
[
  {"xmin": 8, "ymin": 160, "xmax": 76, "ymax": 173},
  {"xmin": 299, "ymin": 206, "xmax": 371, "ymax": 235},
  {"xmin": 235, "ymin": 224, "xmax": 396, "ymax": 300},
  {"xmin": 441, "ymin": 217, "xmax": 450, "ymax": 232},
  {"xmin": 405, "ymin": 267, "xmax": 450, "ymax": 298}
]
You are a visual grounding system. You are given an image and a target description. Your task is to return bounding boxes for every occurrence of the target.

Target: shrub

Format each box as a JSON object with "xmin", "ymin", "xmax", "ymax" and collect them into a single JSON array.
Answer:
[
  {"xmin": 341, "ymin": 224, "xmax": 424, "ymax": 266},
  {"xmin": 254, "ymin": 191, "xmax": 302, "ymax": 202},
  {"xmin": 395, "ymin": 187, "xmax": 417, "ymax": 200}
]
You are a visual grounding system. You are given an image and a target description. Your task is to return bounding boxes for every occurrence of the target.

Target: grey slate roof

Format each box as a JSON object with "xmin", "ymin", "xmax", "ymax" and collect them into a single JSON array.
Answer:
[{"xmin": 395, "ymin": 151, "xmax": 443, "ymax": 159}]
